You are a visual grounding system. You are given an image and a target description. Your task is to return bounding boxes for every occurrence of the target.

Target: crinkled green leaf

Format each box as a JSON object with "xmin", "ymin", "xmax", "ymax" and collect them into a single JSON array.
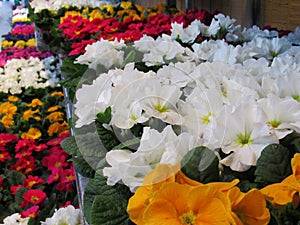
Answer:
[
  {"xmin": 286, "ymin": 203, "xmax": 300, "ymax": 222},
  {"xmin": 91, "ymin": 196, "xmax": 131, "ymax": 225},
  {"xmin": 113, "ymin": 137, "xmax": 140, "ymax": 150},
  {"xmin": 267, "ymin": 201, "xmax": 295, "ymax": 225},
  {"xmin": 255, "ymin": 144, "xmax": 293, "ymax": 188},
  {"xmin": 60, "ymin": 136, "xmax": 79, "ymax": 156},
  {"xmin": 281, "ymin": 131, "xmax": 300, "ymax": 153},
  {"xmin": 95, "ymin": 121, "xmax": 120, "ymax": 151},
  {"xmin": 181, "ymin": 146, "xmax": 219, "ymax": 183},
  {"xmin": 84, "ymin": 172, "xmax": 132, "ymax": 224},
  {"xmin": 96, "ymin": 107, "xmax": 112, "ymax": 124},
  {"xmin": 7, "ymin": 170, "xmax": 25, "ymax": 186},
  {"xmin": 72, "ymin": 156, "xmax": 95, "ymax": 178}
]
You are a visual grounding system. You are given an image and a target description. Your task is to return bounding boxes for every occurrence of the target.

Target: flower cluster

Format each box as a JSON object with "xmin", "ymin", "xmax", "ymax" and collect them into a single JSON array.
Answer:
[
  {"xmin": 0, "ymin": 133, "xmax": 77, "ymax": 222},
  {"xmin": 70, "ymin": 11, "xmax": 300, "ymax": 224},
  {"xmin": 29, "ymin": 0, "xmax": 113, "ymax": 13},
  {"xmin": 58, "ymin": 3, "xmax": 213, "ymax": 56},
  {"xmin": 127, "ymin": 164, "xmax": 270, "ymax": 224},
  {"xmin": 0, "ymin": 56, "xmax": 62, "ymax": 94}
]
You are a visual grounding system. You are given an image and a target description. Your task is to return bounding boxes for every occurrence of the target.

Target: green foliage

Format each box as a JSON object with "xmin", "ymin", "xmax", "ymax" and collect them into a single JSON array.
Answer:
[
  {"xmin": 60, "ymin": 136, "xmax": 79, "ymax": 156},
  {"xmin": 254, "ymin": 144, "xmax": 293, "ymax": 188},
  {"xmin": 181, "ymin": 147, "xmax": 220, "ymax": 183},
  {"xmin": 84, "ymin": 172, "xmax": 132, "ymax": 224}
]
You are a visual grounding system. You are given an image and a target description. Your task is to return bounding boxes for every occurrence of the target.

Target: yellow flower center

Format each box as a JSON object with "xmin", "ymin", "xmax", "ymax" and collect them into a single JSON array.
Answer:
[
  {"xmin": 201, "ymin": 112, "xmax": 214, "ymax": 124},
  {"xmin": 292, "ymin": 95, "xmax": 300, "ymax": 102},
  {"xmin": 236, "ymin": 132, "xmax": 253, "ymax": 146},
  {"xmin": 268, "ymin": 120, "xmax": 282, "ymax": 128},
  {"xmin": 180, "ymin": 212, "xmax": 195, "ymax": 225},
  {"xmin": 154, "ymin": 104, "xmax": 168, "ymax": 113},
  {"xmin": 31, "ymin": 196, "xmax": 39, "ymax": 202}
]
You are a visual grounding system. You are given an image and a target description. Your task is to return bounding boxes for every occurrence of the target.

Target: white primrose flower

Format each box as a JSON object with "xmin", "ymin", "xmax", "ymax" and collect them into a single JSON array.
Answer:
[
  {"xmin": 286, "ymin": 26, "xmax": 300, "ymax": 45},
  {"xmin": 103, "ymin": 125, "xmax": 198, "ymax": 191},
  {"xmin": 179, "ymin": 87, "xmax": 224, "ymax": 144},
  {"xmin": 198, "ymin": 18, "xmax": 220, "ymax": 37},
  {"xmin": 138, "ymin": 78, "xmax": 183, "ymax": 125},
  {"xmin": 170, "ymin": 20, "xmax": 201, "ymax": 43},
  {"xmin": 262, "ymin": 70, "xmax": 300, "ymax": 101},
  {"xmin": 75, "ymin": 39, "xmax": 126, "ymax": 70},
  {"xmin": 135, "ymin": 34, "xmax": 188, "ymax": 66},
  {"xmin": 157, "ymin": 61, "xmax": 196, "ymax": 88},
  {"xmin": 247, "ymin": 37, "xmax": 292, "ymax": 60},
  {"xmin": 30, "ymin": 0, "xmax": 107, "ymax": 13},
  {"xmin": 0, "ymin": 213, "xmax": 29, "ymax": 225},
  {"xmin": 41, "ymin": 205, "xmax": 83, "ymax": 225},
  {"xmin": 74, "ymin": 72, "xmax": 113, "ymax": 128},
  {"xmin": 258, "ymin": 94, "xmax": 300, "ymax": 139},
  {"xmin": 211, "ymin": 102, "xmax": 278, "ymax": 171},
  {"xmin": 214, "ymin": 13, "xmax": 236, "ymax": 32}
]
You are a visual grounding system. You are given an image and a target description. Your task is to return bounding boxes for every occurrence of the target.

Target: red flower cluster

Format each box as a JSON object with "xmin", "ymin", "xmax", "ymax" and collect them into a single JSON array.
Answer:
[
  {"xmin": 0, "ymin": 132, "xmax": 76, "ymax": 219},
  {"xmin": 59, "ymin": 8, "xmax": 213, "ymax": 56},
  {"xmin": 42, "ymin": 134, "xmax": 76, "ymax": 192}
]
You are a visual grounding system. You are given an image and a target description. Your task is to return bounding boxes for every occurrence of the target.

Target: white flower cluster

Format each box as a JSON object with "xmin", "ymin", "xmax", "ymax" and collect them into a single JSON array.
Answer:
[
  {"xmin": 0, "ymin": 213, "xmax": 29, "ymax": 225},
  {"xmin": 41, "ymin": 205, "xmax": 83, "ymax": 225},
  {"xmin": 0, "ymin": 56, "xmax": 61, "ymax": 94},
  {"xmin": 74, "ymin": 14, "xmax": 300, "ymax": 191},
  {"xmin": 29, "ymin": 0, "xmax": 116, "ymax": 13}
]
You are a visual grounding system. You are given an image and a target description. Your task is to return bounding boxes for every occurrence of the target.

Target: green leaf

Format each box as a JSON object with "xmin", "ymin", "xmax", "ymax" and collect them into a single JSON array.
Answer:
[
  {"xmin": 60, "ymin": 136, "xmax": 79, "ymax": 156},
  {"xmin": 181, "ymin": 146, "xmax": 220, "ymax": 183},
  {"xmin": 91, "ymin": 196, "xmax": 131, "ymax": 225},
  {"xmin": 72, "ymin": 156, "xmax": 96, "ymax": 178},
  {"xmin": 95, "ymin": 121, "xmax": 120, "ymax": 151},
  {"xmin": 286, "ymin": 203, "xmax": 300, "ymax": 221},
  {"xmin": 113, "ymin": 137, "xmax": 140, "ymax": 150},
  {"xmin": 267, "ymin": 201, "xmax": 295, "ymax": 225},
  {"xmin": 121, "ymin": 49, "xmax": 137, "ymax": 68},
  {"xmin": 96, "ymin": 107, "xmax": 112, "ymax": 124},
  {"xmin": 280, "ymin": 131, "xmax": 300, "ymax": 154},
  {"xmin": 84, "ymin": 172, "xmax": 132, "ymax": 224},
  {"xmin": 7, "ymin": 170, "xmax": 25, "ymax": 186},
  {"xmin": 255, "ymin": 144, "xmax": 293, "ymax": 188}
]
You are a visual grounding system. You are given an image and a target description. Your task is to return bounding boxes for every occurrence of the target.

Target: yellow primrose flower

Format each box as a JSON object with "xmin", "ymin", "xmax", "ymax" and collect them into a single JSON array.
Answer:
[
  {"xmin": 27, "ymin": 99, "xmax": 44, "ymax": 108},
  {"xmin": 0, "ymin": 102, "xmax": 17, "ymax": 115},
  {"xmin": 21, "ymin": 127, "xmax": 42, "ymax": 139},
  {"xmin": 47, "ymin": 105, "xmax": 62, "ymax": 112},
  {"xmin": 261, "ymin": 153, "xmax": 300, "ymax": 209},
  {"xmin": 228, "ymin": 187, "xmax": 270, "ymax": 225},
  {"xmin": 60, "ymin": 11, "xmax": 82, "ymax": 23},
  {"xmin": 8, "ymin": 96, "xmax": 18, "ymax": 102},
  {"xmin": 14, "ymin": 40, "xmax": 26, "ymax": 48},
  {"xmin": 1, "ymin": 40, "xmax": 13, "ymax": 48},
  {"xmin": 50, "ymin": 91, "xmax": 64, "ymax": 97},
  {"xmin": 120, "ymin": 1, "xmax": 132, "ymax": 10},
  {"xmin": 143, "ymin": 183, "xmax": 233, "ymax": 225},
  {"xmin": 45, "ymin": 112, "xmax": 65, "ymax": 121},
  {"xmin": 0, "ymin": 114, "xmax": 14, "ymax": 128},
  {"xmin": 26, "ymin": 38, "xmax": 36, "ymax": 47},
  {"xmin": 89, "ymin": 9, "xmax": 103, "ymax": 20},
  {"xmin": 23, "ymin": 109, "xmax": 40, "ymax": 121},
  {"xmin": 48, "ymin": 121, "xmax": 69, "ymax": 136}
]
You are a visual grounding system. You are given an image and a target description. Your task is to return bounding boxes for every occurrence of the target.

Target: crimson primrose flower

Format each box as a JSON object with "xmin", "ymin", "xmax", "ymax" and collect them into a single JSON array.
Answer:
[
  {"xmin": 24, "ymin": 175, "xmax": 44, "ymax": 188},
  {"xmin": 10, "ymin": 184, "xmax": 23, "ymax": 195},
  {"xmin": 0, "ymin": 151, "xmax": 11, "ymax": 162},
  {"xmin": 10, "ymin": 156, "xmax": 36, "ymax": 174},
  {"xmin": 21, "ymin": 206, "xmax": 39, "ymax": 219},
  {"xmin": 42, "ymin": 153, "xmax": 68, "ymax": 171},
  {"xmin": 0, "ymin": 133, "xmax": 18, "ymax": 145},
  {"xmin": 23, "ymin": 189, "xmax": 47, "ymax": 205},
  {"xmin": 68, "ymin": 39, "xmax": 97, "ymax": 56}
]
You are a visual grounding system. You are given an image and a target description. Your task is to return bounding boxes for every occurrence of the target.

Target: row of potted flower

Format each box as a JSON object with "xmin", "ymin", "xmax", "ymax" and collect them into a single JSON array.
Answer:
[
  {"xmin": 0, "ymin": 6, "xmax": 82, "ymax": 225},
  {"xmin": 27, "ymin": 1, "xmax": 300, "ymax": 224}
]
